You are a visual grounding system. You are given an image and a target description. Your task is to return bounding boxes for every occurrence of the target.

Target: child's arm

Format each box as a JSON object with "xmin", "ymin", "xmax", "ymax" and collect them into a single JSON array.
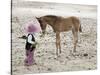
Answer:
[{"xmin": 27, "ymin": 35, "xmax": 35, "ymax": 44}]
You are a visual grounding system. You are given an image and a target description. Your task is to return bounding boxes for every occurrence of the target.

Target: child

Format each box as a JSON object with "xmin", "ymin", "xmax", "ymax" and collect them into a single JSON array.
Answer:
[
  {"xmin": 24, "ymin": 33, "xmax": 36, "ymax": 66},
  {"xmin": 24, "ymin": 19, "xmax": 41, "ymax": 66},
  {"xmin": 24, "ymin": 24, "xmax": 36, "ymax": 66}
]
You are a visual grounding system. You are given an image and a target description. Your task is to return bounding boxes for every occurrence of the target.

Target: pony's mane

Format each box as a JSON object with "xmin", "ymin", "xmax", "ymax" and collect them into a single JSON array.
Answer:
[{"xmin": 44, "ymin": 15, "xmax": 59, "ymax": 19}]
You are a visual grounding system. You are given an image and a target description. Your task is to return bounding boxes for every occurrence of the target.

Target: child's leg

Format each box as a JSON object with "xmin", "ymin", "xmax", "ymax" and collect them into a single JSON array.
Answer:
[
  {"xmin": 29, "ymin": 49, "xmax": 36, "ymax": 64},
  {"xmin": 24, "ymin": 49, "xmax": 36, "ymax": 66},
  {"xmin": 24, "ymin": 50, "xmax": 30, "ymax": 65},
  {"xmin": 32, "ymin": 49, "xmax": 35, "ymax": 63}
]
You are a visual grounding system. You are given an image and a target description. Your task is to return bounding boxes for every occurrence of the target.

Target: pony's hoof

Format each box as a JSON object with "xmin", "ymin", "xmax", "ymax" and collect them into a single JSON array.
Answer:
[
  {"xmin": 33, "ymin": 62, "xmax": 37, "ymax": 65},
  {"xmin": 59, "ymin": 51, "xmax": 61, "ymax": 54}
]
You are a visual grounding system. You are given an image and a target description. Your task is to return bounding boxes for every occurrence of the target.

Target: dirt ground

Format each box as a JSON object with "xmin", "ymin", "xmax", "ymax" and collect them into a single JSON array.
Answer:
[{"xmin": 11, "ymin": 1, "xmax": 97, "ymax": 75}]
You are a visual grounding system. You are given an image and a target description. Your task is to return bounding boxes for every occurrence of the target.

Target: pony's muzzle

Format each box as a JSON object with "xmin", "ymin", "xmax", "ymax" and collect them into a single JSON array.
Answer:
[
  {"xmin": 42, "ymin": 30, "xmax": 45, "ymax": 34},
  {"xmin": 40, "ymin": 31, "xmax": 45, "ymax": 37}
]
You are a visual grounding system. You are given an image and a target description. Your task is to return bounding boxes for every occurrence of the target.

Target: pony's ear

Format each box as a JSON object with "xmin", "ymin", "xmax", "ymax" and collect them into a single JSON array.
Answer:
[{"xmin": 36, "ymin": 17, "xmax": 40, "ymax": 20}]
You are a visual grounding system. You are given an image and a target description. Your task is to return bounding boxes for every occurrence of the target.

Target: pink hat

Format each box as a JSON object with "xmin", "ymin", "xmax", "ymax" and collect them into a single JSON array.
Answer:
[
  {"xmin": 24, "ymin": 18, "xmax": 42, "ymax": 33},
  {"xmin": 27, "ymin": 24, "xmax": 37, "ymax": 33}
]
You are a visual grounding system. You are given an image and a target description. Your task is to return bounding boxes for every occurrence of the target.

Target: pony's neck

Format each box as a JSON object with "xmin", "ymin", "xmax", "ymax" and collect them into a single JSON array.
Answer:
[{"xmin": 44, "ymin": 17, "xmax": 55, "ymax": 26}]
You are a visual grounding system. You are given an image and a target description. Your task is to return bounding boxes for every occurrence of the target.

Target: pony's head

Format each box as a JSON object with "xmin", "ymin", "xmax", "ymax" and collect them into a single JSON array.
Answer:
[{"xmin": 36, "ymin": 17, "xmax": 47, "ymax": 34}]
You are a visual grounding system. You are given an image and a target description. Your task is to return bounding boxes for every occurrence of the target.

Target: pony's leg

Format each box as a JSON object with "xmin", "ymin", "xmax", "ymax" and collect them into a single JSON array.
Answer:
[
  {"xmin": 72, "ymin": 29, "xmax": 78, "ymax": 52},
  {"xmin": 56, "ymin": 32, "xmax": 59, "ymax": 56},
  {"xmin": 40, "ymin": 30, "xmax": 46, "ymax": 37},
  {"xmin": 58, "ymin": 33, "xmax": 61, "ymax": 54}
]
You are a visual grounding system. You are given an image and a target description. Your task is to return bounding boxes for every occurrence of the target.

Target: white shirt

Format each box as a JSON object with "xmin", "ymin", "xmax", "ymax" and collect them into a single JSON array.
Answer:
[{"xmin": 27, "ymin": 34, "xmax": 35, "ymax": 44}]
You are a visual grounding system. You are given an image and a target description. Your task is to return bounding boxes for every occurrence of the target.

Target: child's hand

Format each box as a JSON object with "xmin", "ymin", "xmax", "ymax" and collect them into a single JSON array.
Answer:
[
  {"xmin": 32, "ymin": 42, "xmax": 37, "ymax": 47},
  {"xmin": 35, "ymin": 42, "xmax": 38, "ymax": 45}
]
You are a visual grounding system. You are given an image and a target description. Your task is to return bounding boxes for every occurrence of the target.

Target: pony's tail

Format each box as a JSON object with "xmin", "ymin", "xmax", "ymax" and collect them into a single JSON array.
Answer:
[{"xmin": 79, "ymin": 24, "xmax": 82, "ymax": 32}]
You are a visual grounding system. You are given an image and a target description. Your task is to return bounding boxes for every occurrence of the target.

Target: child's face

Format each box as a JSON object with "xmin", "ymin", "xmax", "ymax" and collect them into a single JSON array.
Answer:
[{"xmin": 29, "ymin": 32, "xmax": 34, "ymax": 34}]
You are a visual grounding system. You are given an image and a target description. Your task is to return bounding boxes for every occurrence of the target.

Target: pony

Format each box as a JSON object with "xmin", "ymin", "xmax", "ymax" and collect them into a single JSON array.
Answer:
[{"xmin": 36, "ymin": 15, "xmax": 82, "ymax": 56}]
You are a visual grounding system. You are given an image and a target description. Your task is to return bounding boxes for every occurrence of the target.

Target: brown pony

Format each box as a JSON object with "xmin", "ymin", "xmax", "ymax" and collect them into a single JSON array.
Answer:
[{"xmin": 36, "ymin": 15, "xmax": 82, "ymax": 56}]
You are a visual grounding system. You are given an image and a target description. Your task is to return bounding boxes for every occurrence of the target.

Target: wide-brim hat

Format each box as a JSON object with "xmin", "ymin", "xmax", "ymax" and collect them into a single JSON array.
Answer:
[{"xmin": 24, "ymin": 18, "xmax": 42, "ymax": 33}]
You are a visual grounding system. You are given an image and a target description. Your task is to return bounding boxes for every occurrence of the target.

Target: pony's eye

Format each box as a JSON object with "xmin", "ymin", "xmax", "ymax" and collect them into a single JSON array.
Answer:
[
  {"xmin": 38, "ymin": 20, "xmax": 41, "ymax": 23},
  {"xmin": 38, "ymin": 20, "xmax": 43, "ymax": 26}
]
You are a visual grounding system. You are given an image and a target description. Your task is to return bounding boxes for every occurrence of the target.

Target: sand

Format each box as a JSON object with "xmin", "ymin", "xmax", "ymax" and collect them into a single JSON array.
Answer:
[{"xmin": 11, "ymin": 1, "xmax": 97, "ymax": 75}]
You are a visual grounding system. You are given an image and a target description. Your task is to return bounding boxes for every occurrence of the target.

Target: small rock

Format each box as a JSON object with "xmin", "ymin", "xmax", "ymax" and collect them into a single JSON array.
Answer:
[
  {"xmin": 38, "ymin": 68, "xmax": 40, "ymax": 70},
  {"xmin": 13, "ymin": 69, "xmax": 18, "ymax": 72},
  {"xmin": 47, "ymin": 68, "xmax": 52, "ymax": 71},
  {"xmin": 88, "ymin": 68, "xmax": 91, "ymax": 70},
  {"xmin": 91, "ymin": 56, "xmax": 94, "ymax": 57},
  {"xmin": 83, "ymin": 53, "xmax": 88, "ymax": 57},
  {"xmin": 36, "ymin": 55, "xmax": 41, "ymax": 57},
  {"xmin": 63, "ymin": 42, "xmax": 66, "ymax": 45},
  {"xmin": 37, "ymin": 52, "xmax": 40, "ymax": 54},
  {"xmin": 45, "ymin": 51, "xmax": 48, "ymax": 53},
  {"xmin": 54, "ymin": 57, "xmax": 57, "ymax": 60},
  {"xmin": 48, "ymin": 57, "xmax": 51, "ymax": 59},
  {"xmin": 66, "ymin": 56, "xmax": 69, "ymax": 59}
]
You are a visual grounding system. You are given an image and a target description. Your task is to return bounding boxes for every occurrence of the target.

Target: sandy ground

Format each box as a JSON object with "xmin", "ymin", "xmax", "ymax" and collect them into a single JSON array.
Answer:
[{"xmin": 12, "ymin": 1, "xmax": 97, "ymax": 75}]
